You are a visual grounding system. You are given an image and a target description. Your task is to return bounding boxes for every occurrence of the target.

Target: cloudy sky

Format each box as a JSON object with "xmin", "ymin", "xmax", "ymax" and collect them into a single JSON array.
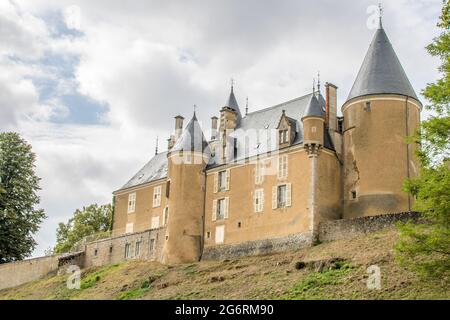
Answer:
[{"xmin": 0, "ymin": 0, "xmax": 442, "ymax": 256}]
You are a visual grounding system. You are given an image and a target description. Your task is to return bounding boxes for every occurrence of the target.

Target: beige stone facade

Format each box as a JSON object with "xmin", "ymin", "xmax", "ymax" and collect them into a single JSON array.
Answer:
[{"xmin": 109, "ymin": 24, "xmax": 421, "ymax": 265}]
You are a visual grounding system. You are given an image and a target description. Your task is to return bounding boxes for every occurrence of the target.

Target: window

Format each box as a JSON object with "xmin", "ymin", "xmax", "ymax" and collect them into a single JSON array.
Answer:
[
  {"xmin": 153, "ymin": 186, "xmax": 162, "ymax": 207},
  {"xmin": 124, "ymin": 243, "xmax": 131, "ymax": 259},
  {"xmin": 277, "ymin": 155, "xmax": 288, "ymax": 179},
  {"xmin": 218, "ymin": 171, "xmax": 227, "ymax": 191},
  {"xmin": 214, "ymin": 169, "xmax": 230, "ymax": 193},
  {"xmin": 163, "ymin": 207, "xmax": 169, "ymax": 226},
  {"xmin": 254, "ymin": 189, "xmax": 264, "ymax": 213},
  {"xmin": 212, "ymin": 197, "xmax": 229, "ymax": 221},
  {"xmin": 365, "ymin": 101, "xmax": 371, "ymax": 112},
  {"xmin": 135, "ymin": 240, "xmax": 141, "ymax": 257},
  {"xmin": 255, "ymin": 161, "xmax": 264, "ymax": 185},
  {"xmin": 237, "ymin": 222, "xmax": 241, "ymax": 228},
  {"xmin": 165, "ymin": 180, "xmax": 171, "ymax": 198},
  {"xmin": 151, "ymin": 216, "xmax": 160, "ymax": 229},
  {"xmin": 149, "ymin": 239, "xmax": 155, "ymax": 251},
  {"xmin": 94, "ymin": 249, "xmax": 98, "ymax": 256},
  {"xmin": 217, "ymin": 199, "xmax": 226, "ymax": 220},
  {"xmin": 311, "ymin": 126, "xmax": 317, "ymax": 133},
  {"xmin": 206, "ymin": 231, "xmax": 211, "ymax": 239},
  {"xmin": 109, "ymin": 246, "xmax": 113, "ymax": 254},
  {"xmin": 127, "ymin": 193, "xmax": 136, "ymax": 213},
  {"xmin": 279, "ymin": 129, "xmax": 289, "ymax": 144},
  {"xmin": 125, "ymin": 222, "xmax": 134, "ymax": 234},
  {"xmin": 215, "ymin": 225, "xmax": 225, "ymax": 244},
  {"xmin": 351, "ymin": 190, "xmax": 357, "ymax": 199},
  {"xmin": 272, "ymin": 183, "xmax": 292, "ymax": 209}
]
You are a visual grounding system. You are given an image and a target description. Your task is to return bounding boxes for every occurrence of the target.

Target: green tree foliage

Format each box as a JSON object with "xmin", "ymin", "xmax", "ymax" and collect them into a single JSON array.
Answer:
[
  {"xmin": 0, "ymin": 132, "xmax": 46, "ymax": 263},
  {"xmin": 54, "ymin": 203, "xmax": 113, "ymax": 254},
  {"xmin": 396, "ymin": 1, "xmax": 450, "ymax": 279}
]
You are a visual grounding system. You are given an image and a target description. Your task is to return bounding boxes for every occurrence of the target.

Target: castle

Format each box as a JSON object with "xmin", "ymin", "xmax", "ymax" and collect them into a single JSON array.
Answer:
[{"xmin": 110, "ymin": 21, "xmax": 421, "ymax": 265}]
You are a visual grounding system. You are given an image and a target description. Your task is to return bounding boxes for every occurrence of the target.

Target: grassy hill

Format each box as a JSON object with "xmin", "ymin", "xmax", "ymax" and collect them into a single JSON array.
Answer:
[{"xmin": 0, "ymin": 228, "xmax": 448, "ymax": 300}]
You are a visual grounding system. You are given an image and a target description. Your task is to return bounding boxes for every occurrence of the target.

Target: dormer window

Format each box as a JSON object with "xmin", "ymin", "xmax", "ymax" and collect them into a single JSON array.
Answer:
[{"xmin": 279, "ymin": 129, "xmax": 289, "ymax": 144}]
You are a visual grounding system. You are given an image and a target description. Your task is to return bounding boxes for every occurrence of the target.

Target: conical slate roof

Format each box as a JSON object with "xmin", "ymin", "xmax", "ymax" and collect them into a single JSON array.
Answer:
[
  {"xmin": 347, "ymin": 26, "xmax": 418, "ymax": 102},
  {"xmin": 302, "ymin": 94, "xmax": 324, "ymax": 119},
  {"xmin": 171, "ymin": 113, "xmax": 209, "ymax": 153},
  {"xmin": 225, "ymin": 86, "xmax": 242, "ymax": 121}
]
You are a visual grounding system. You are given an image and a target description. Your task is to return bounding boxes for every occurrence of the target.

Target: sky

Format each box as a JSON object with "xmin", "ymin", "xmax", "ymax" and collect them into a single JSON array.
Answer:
[{"xmin": 0, "ymin": 0, "xmax": 443, "ymax": 257}]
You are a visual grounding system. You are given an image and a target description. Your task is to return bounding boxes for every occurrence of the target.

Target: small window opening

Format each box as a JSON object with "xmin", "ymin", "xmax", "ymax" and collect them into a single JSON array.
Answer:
[{"xmin": 351, "ymin": 190, "xmax": 357, "ymax": 199}]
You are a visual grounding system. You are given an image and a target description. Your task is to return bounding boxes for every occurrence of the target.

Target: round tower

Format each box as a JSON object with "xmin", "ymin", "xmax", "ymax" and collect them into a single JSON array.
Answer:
[
  {"xmin": 342, "ymin": 24, "xmax": 421, "ymax": 218},
  {"xmin": 163, "ymin": 113, "xmax": 209, "ymax": 264}
]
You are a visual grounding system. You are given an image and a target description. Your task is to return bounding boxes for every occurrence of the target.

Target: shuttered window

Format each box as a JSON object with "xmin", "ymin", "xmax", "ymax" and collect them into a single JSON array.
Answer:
[
  {"xmin": 213, "ymin": 197, "xmax": 229, "ymax": 221},
  {"xmin": 277, "ymin": 155, "xmax": 288, "ymax": 179},
  {"xmin": 127, "ymin": 193, "xmax": 136, "ymax": 213},
  {"xmin": 254, "ymin": 189, "xmax": 264, "ymax": 213},
  {"xmin": 125, "ymin": 222, "xmax": 134, "ymax": 234},
  {"xmin": 272, "ymin": 183, "xmax": 292, "ymax": 209},
  {"xmin": 152, "ymin": 186, "xmax": 162, "ymax": 207},
  {"xmin": 255, "ymin": 161, "xmax": 264, "ymax": 185}
]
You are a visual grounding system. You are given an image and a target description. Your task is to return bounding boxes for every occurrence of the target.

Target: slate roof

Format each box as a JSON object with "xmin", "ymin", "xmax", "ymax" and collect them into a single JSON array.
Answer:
[
  {"xmin": 223, "ymin": 92, "xmax": 332, "ymax": 165},
  {"xmin": 225, "ymin": 86, "xmax": 242, "ymax": 122},
  {"xmin": 302, "ymin": 94, "xmax": 325, "ymax": 118},
  {"xmin": 171, "ymin": 113, "xmax": 210, "ymax": 153},
  {"xmin": 116, "ymin": 151, "xmax": 168, "ymax": 192},
  {"xmin": 116, "ymin": 92, "xmax": 333, "ymax": 191},
  {"xmin": 347, "ymin": 26, "xmax": 418, "ymax": 102}
]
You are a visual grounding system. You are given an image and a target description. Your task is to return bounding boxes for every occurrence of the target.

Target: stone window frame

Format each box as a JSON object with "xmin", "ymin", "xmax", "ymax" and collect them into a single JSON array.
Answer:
[{"xmin": 253, "ymin": 188, "xmax": 264, "ymax": 213}]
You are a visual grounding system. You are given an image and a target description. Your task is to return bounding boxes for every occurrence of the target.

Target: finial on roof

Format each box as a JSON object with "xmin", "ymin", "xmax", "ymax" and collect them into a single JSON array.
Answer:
[
  {"xmin": 155, "ymin": 136, "xmax": 159, "ymax": 155},
  {"xmin": 378, "ymin": 2, "xmax": 383, "ymax": 29},
  {"xmin": 312, "ymin": 78, "xmax": 316, "ymax": 94},
  {"xmin": 317, "ymin": 71, "xmax": 321, "ymax": 93},
  {"xmin": 230, "ymin": 78, "xmax": 235, "ymax": 92},
  {"xmin": 245, "ymin": 97, "xmax": 249, "ymax": 116},
  {"xmin": 193, "ymin": 104, "xmax": 197, "ymax": 115}
]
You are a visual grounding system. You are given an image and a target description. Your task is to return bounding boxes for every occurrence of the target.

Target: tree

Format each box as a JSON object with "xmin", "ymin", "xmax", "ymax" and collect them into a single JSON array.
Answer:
[
  {"xmin": 396, "ymin": 1, "xmax": 450, "ymax": 279},
  {"xmin": 0, "ymin": 132, "xmax": 46, "ymax": 263},
  {"xmin": 54, "ymin": 203, "xmax": 112, "ymax": 254}
]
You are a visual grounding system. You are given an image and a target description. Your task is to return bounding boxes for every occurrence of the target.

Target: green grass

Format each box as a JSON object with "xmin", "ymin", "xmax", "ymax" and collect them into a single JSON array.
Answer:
[
  {"xmin": 283, "ymin": 263, "xmax": 354, "ymax": 300},
  {"xmin": 116, "ymin": 280, "xmax": 152, "ymax": 300},
  {"xmin": 80, "ymin": 264, "xmax": 120, "ymax": 290}
]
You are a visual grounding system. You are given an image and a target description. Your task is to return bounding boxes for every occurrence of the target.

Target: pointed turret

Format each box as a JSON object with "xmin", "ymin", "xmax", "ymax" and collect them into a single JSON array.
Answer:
[
  {"xmin": 341, "ymin": 21, "xmax": 421, "ymax": 219},
  {"xmin": 302, "ymin": 94, "xmax": 325, "ymax": 119},
  {"xmin": 302, "ymin": 94, "xmax": 325, "ymax": 147},
  {"xmin": 347, "ymin": 25, "xmax": 418, "ymax": 102},
  {"xmin": 164, "ymin": 111, "xmax": 209, "ymax": 264},
  {"xmin": 171, "ymin": 112, "xmax": 209, "ymax": 154},
  {"xmin": 225, "ymin": 85, "xmax": 242, "ymax": 122}
]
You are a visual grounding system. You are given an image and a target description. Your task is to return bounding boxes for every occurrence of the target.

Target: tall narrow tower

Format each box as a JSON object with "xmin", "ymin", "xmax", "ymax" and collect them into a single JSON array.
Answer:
[
  {"xmin": 163, "ymin": 113, "xmax": 209, "ymax": 264},
  {"xmin": 342, "ymin": 21, "xmax": 421, "ymax": 218}
]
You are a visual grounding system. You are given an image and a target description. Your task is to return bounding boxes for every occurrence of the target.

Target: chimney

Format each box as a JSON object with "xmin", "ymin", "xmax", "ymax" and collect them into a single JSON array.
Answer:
[
  {"xmin": 325, "ymin": 83, "xmax": 338, "ymax": 131},
  {"xmin": 211, "ymin": 116, "xmax": 218, "ymax": 140},
  {"xmin": 174, "ymin": 115, "xmax": 184, "ymax": 141}
]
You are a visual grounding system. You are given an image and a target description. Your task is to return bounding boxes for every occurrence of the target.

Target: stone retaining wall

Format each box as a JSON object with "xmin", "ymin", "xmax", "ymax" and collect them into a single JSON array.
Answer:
[
  {"xmin": 201, "ymin": 232, "xmax": 313, "ymax": 260},
  {"xmin": 318, "ymin": 211, "xmax": 421, "ymax": 242},
  {"xmin": 0, "ymin": 255, "xmax": 60, "ymax": 291}
]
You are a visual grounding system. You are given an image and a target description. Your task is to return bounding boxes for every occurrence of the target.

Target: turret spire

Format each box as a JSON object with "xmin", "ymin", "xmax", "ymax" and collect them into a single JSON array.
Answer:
[
  {"xmin": 225, "ymin": 79, "xmax": 242, "ymax": 122},
  {"xmin": 378, "ymin": 2, "xmax": 383, "ymax": 29},
  {"xmin": 346, "ymin": 23, "xmax": 418, "ymax": 102}
]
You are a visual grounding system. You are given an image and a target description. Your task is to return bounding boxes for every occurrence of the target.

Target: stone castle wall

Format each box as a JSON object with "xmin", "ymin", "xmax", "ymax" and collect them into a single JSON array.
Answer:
[
  {"xmin": 0, "ymin": 255, "xmax": 60, "ymax": 291},
  {"xmin": 84, "ymin": 227, "xmax": 166, "ymax": 268},
  {"xmin": 318, "ymin": 211, "xmax": 420, "ymax": 242}
]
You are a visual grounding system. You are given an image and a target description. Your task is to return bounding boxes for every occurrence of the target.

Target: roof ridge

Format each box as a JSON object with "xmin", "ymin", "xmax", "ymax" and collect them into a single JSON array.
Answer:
[{"xmin": 245, "ymin": 92, "xmax": 318, "ymax": 117}]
